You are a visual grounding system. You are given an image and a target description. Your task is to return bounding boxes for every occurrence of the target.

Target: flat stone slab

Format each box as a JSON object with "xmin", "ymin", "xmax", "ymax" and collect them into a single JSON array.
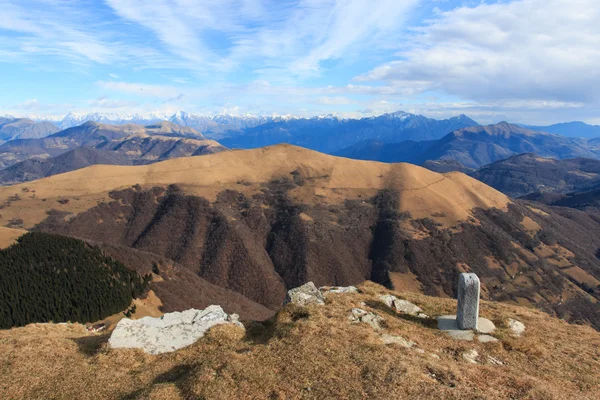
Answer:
[
  {"xmin": 109, "ymin": 306, "xmax": 243, "ymax": 355},
  {"xmin": 477, "ymin": 334, "xmax": 499, "ymax": 343},
  {"xmin": 320, "ymin": 286, "xmax": 358, "ymax": 295},
  {"xmin": 437, "ymin": 315, "xmax": 496, "ymax": 341}
]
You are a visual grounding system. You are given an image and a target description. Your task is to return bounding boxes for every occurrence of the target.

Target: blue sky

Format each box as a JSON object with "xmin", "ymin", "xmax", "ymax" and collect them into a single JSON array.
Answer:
[{"xmin": 0, "ymin": 0, "xmax": 598, "ymax": 124}]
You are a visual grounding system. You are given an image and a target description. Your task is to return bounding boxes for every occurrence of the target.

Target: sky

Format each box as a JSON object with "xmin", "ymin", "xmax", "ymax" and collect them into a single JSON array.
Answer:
[{"xmin": 0, "ymin": 0, "xmax": 599, "ymax": 125}]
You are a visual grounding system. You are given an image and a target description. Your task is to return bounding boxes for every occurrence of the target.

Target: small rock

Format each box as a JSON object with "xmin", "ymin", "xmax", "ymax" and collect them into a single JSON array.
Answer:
[
  {"xmin": 320, "ymin": 286, "xmax": 358, "ymax": 295},
  {"xmin": 381, "ymin": 334, "xmax": 415, "ymax": 348},
  {"xmin": 508, "ymin": 318, "xmax": 526, "ymax": 337},
  {"xmin": 349, "ymin": 308, "xmax": 384, "ymax": 330},
  {"xmin": 476, "ymin": 318, "xmax": 496, "ymax": 334},
  {"xmin": 477, "ymin": 334, "xmax": 499, "ymax": 343},
  {"xmin": 379, "ymin": 294, "xmax": 423, "ymax": 315},
  {"xmin": 417, "ymin": 313, "xmax": 430, "ymax": 319},
  {"xmin": 429, "ymin": 353, "xmax": 441, "ymax": 359},
  {"xmin": 462, "ymin": 349, "xmax": 479, "ymax": 364},
  {"xmin": 414, "ymin": 348, "xmax": 425, "ymax": 354},
  {"xmin": 487, "ymin": 356, "xmax": 504, "ymax": 366},
  {"xmin": 284, "ymin": 282, "xmax": 325, "ymax": 307}
]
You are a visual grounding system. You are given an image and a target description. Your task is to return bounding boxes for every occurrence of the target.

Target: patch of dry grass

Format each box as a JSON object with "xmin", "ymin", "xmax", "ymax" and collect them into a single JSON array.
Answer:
[{"xmin": 1, "ymin": 281, "xmax": 599, "ymax": 399}]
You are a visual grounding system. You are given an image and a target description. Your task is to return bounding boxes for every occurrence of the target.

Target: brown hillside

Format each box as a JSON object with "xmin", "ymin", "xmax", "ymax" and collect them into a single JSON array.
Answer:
[
  {"xmin": 1, "ymin": 145, "xmax": 600, "ymax": 329},
  {"xmin": 0, "ymin": 282, "xmax": 598, "ymax": 400},
  {"xmin": 0, "ymin": 144, "xmax": 509, "ymax": 229}
]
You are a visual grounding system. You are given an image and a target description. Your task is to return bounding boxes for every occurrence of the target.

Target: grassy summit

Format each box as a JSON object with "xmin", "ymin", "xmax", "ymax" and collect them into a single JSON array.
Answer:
[{"xmin": 0, "ymin": 282, "xmax": 598, "ymax": 399}]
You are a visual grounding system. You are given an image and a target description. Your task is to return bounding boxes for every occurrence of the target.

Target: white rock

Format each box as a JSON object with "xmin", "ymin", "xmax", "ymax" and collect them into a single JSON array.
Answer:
[
  {"xmin": 108, "ymin": 306, "xmax": 243, "ymax": 355},
  {"xmin": 320, "ymin": 286, "xmax": 359, "ymax": 295},
  {"xmin": 508, "ymin": 318, "xmax": 526, "ymax": 337},
  {"xmin": 348, "ymin": 308, "xmax": 384, "ymax": 330},
  {"xmin": 379, "ymin": 294, "xmax": 423, "ymax": 315},
  {"xmin": 462, "ymin": 349, "xmax": 479, "ymax": 364},
  {"xmin": 477, "ymin": 334, "xmax": 499, "ymax": 343},
  {"xmin": 284, "ymin": 282, "xmax": 325, "ymax": 307},
  {"xmin": 381, "ymin": 334, "xmax": 415, "ymax": 348}
]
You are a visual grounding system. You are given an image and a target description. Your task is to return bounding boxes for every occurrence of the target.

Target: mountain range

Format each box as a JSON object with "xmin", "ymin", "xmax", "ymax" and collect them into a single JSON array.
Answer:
[
  {"xmin": 1, "ymin": 144, "xmax": 599, "ymax": 331},
  {"xmin": 337, "ymin": 122, "xmax": 600, "ymax": 168},
  {"xmin": 470, "ymin": 153, "xmax": 600, "ymax": 198},
  {"xmin": 524, "ymin": 121, "xmax": 600, "ymax": 139},
  {"xmin": 0, "ymin": 117, "xmax": 59, "ymax": 143},
  {"xmin": 0, "ymin": 120, "xmax": 225, "ymax": 172},
  {"xmin": 218, "ymin": 111, "xmax": 478, "ymax": 153}
]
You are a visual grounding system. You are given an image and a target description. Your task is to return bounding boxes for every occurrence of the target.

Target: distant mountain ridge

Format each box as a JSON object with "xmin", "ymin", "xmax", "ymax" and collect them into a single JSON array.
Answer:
[
  {"xmin": 0, "ymin": 121, "xmax": 226, "ymax": 174},
  {"xmin": 469, "ymin": 153, "xmax": 600, "ymax": 198},
  {"xmin": 219, "ymin": 111, "xmax": 478, "ymax": 153},
  {"xmin": 337, "ymin": 122, "xmax": 600, "ymax": 168},
  {"xmin": 523, "ymin": 121, "xmax": 600, "ymax": 139},
  {"xmin": 10, "ymin": 110, "xmax": 478, "ymax": 148},
  {"xmin": 0, "ymin": 117, "xmax": 59, "ymax": 143}
]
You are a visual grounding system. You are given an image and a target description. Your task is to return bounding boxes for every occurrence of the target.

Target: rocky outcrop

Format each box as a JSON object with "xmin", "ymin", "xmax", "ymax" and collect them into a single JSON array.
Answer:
[
  {"xmin": 284, "ymin": 282, "xmax": 325, "ymax": 306},
  {"xmin": 348, "ymin": 308, "xmax": 384, "ymax": 330},
  {"xmin": 108, "ymin": 306, "xmax": 243, "ymax": 354},
  {"xmin": 379, "ymin": 294, "xmax": 423, "ymax": 316}
]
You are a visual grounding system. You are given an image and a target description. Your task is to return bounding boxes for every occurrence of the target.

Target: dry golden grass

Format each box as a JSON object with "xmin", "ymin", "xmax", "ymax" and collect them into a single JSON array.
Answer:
[
  {"xmin": 1, "ymin": 282, "xmax": 598, "ymax": 400},
  {"xmin": 0, "ymin": 144, "xmax": 509, "ymax": 230},
  {"xmin": 0, "ymin": 227, "xmax": 26, "ymax": 248}
]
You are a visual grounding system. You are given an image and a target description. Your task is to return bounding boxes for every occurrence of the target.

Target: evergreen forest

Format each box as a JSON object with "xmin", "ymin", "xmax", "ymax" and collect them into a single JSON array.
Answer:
[{"xmin": 0, "ymin": 232, "xmax": 150, "ymax": 328}]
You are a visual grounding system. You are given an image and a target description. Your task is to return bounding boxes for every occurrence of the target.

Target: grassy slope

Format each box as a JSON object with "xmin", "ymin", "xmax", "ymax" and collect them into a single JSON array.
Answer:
[{"xmin": 1, "ymin": 282, "xmax": 598, "ymax": 400}]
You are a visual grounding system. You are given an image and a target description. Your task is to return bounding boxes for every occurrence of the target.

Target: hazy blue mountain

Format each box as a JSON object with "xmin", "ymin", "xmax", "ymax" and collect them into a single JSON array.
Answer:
[
  {"xmin": 523, "ymin": 121, "xmax": 600, "ymax": 139},
  {"xmin": 470, "ymin": 153, "xmax": 600, "ymax": 198},
  {"xmin": 0, "ymin": 121, "xmax": 211, "ymax": 169},
  {"xmin": 0, "ymin": 117, "xmax": 59, "ymax": 142},
  {"xmin": 336, "ymin": 122, "xmax": 600, "ymax": 169},
  {"xmin": 220, "ymin": 111, "xmax": 478, "ymax": 153},
  {"xmin": 0, "ymin": 147, "xmax": 131, "ymax": 185}
]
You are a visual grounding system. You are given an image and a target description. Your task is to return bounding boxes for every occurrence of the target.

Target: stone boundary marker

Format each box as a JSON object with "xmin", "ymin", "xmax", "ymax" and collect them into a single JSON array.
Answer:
[{"xmin": 457, "ymin": 273, "xmax": 480, "ymax": 330}]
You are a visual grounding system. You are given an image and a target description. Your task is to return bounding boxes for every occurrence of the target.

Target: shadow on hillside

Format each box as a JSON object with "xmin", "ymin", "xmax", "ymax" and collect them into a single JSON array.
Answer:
[
  {"xmin": 72, "ymin": 333, "xmax": 111, "ymax": 356},
  {"xmin": 244, "ymin": 305, "xmax": 310, "ymax": 345},
  {"xmin": 119, "ymin": 364, "xmax": 197, "ymax": 400},
  {"xmin": 363, "ymin": 300, "xmax": 438, "ymax": 329}
]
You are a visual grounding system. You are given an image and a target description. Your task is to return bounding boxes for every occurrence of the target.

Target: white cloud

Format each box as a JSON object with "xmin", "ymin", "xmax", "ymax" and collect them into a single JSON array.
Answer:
[
  {"xmin": 104, "ymin": 0, "xmax": 420, "ymax": 77},
  {"xmin": 356, "ymin": 0, "xmax": 600, "ymax": 107},
  {"xmin": 109, "ymin": 73, "xmax": 120, "ymax": 79}
]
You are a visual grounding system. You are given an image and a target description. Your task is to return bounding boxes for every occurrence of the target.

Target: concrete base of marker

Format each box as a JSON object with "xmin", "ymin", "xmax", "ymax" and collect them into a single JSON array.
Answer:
[{"xmin": 437, "ymin": 315, "xmax": 496, "ymax": 341}]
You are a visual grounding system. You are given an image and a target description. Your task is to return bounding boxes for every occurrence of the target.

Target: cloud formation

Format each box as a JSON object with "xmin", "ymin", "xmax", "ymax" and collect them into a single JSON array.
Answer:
[
  {"xmin": 0, "ymin": 0, "xmax": 599, "ymax": 124},
  {"xmin": 357, "ymin": 0, "xmax": 600, "ymax": 105}
]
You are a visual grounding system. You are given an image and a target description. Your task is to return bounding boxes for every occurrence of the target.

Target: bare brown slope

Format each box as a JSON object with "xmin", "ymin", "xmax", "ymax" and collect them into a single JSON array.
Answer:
[
  {"xmin": 0, "ymin": 144, "xmax": 509, "ymax": 229},
  {"xmin": 2, "ymin": 145, "xmax": 600, "ymax": 328}
]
